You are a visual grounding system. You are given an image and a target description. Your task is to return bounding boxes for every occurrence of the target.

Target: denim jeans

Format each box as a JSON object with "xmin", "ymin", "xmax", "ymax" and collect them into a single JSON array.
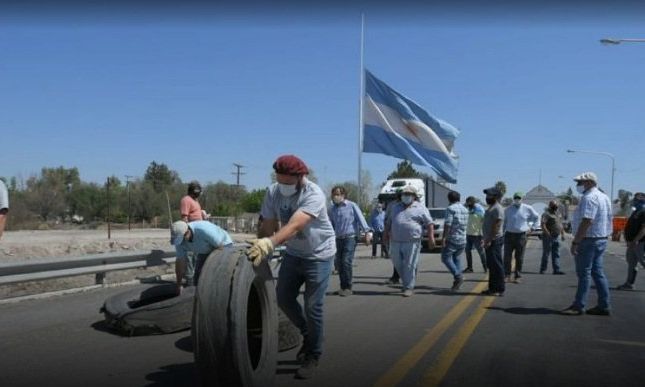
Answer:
[
  {"xmin": 184, "ymin": 251, "xmax": 196, "ymax": 285},
  {"xmin": 192, "ymin": 253, "xmax": 210, "ymax": 286},
  {"xmin": 485, "ymin": 237, "xmax": 505, "ymax": 293},
  {"xmin": 372, "ymin": 231, "xmax": 389, "ymax": 257},
  {"xmin": 573, "ymin": 238, "xmax": 611, "ymax": 310},
  {"xmin": 389, "ymin": 240, "xmax": 422, "ymax": 290},
  {"xmin": 276, "ymin": 253, "xmax": 333, "ymax": 359},
  {"xmin": 504, "ymin": 232, "xmax": 527, "ymax": 276},
  {"xmin": 335, "ymin": 237, "xmax": 357, "ymax": 290},
  {"xmin": 465, "ymin": 235, "xmax": 486, "ymax": 271},
  {"xmin": 540, "ymin": 235, "xmax": 562, "ymax": 273},
  {"xmin": 441, "ymin": 241, "xmax": 465, "ymax": 279}
]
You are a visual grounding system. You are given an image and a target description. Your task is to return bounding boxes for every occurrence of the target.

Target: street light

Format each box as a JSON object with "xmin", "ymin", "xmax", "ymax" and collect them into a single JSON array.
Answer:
[
  {"xmin": 600, "ymin": 38, "xmax": 645, "ymax": 45},
  {"xmin": 566, "ymin": 149, "xmax": 616, "ymax": 205}
]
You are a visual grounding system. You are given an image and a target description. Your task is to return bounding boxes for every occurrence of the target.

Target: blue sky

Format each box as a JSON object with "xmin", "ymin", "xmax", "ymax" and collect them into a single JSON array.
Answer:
[{"xmin": 1, "ymin": 2, "xmax": 644, "ymax": 202}]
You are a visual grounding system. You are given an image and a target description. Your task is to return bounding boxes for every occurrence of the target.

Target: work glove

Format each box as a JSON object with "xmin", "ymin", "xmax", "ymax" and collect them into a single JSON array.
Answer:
[{"xmin": 246, "ymin": 238, "xmax": 274, "ymax": 267}]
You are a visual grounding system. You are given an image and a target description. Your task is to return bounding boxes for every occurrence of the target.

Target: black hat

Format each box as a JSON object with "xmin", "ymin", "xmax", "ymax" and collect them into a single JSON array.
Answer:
[{"xmin": 483, "ymin": 187, "xmax": 502, "ymax": 197}]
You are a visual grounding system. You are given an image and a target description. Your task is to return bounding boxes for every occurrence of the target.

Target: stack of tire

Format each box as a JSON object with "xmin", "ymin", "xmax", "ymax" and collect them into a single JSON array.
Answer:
[{"xmin": 101, "ymin": 244, "xmax": 300, "ymax": 387}]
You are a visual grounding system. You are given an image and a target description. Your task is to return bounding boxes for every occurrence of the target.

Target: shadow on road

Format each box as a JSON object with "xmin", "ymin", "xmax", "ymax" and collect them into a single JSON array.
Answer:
[
  {"xmin": 145, "ymin": 363, "xmax": 197, "ymax": 386},
  {"xmin": 90, "ymin": 320, "xmax": 121, "ymax": 336},
  {"xmin": 175, "ymin": 335, "xmax": 193, "ymax": 353},
  {"xmin": 486, "ymin": 306, "xmax": 560, "ymax": 315}
]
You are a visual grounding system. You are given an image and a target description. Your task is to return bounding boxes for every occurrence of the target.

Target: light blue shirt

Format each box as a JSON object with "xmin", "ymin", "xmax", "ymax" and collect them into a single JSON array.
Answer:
[
  {"xmin": 328, "ymin": 199, "xmax": 370, "ymax": 237},
  {"xmin": 387, "ymin": 201, "xmax": 433, "ymax": 242},
  {"xmin": 261, "ymin": 178, "xmax": 336, "ymax": 259},
  {"xmin": 0, "ymin": 179, "xmax": 8, "ymax": 210},
  {"xmin": 370, "ymin": 208, "xmax": 385, "ymax": 233},
  {"xmin": 504, "ymin": 203, "xmax": 539, "ymax": 233},
  {"xmin": 175, "ymin": 221, "xmax": 233, "ymax": 260},
  {"xmin": 444, "ymin": 202, "xmax": 468, "ymax": 245},
  {"xmin": 572, "ymin": 187, "xmax": 612, "ymax": 238}
]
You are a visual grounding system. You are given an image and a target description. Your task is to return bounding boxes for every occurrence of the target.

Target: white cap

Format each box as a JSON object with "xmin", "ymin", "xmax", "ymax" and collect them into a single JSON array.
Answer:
[
  {"xmin": 401, "ymin": 185, "xmax": 418, "ymax": 196},
  {"xmin": 573, "ymin": 171, "xmax": 598, "ymax": 184},
  {"xmin": 170, "ymin": 221, "xmax": 189, "ymax": 245}
]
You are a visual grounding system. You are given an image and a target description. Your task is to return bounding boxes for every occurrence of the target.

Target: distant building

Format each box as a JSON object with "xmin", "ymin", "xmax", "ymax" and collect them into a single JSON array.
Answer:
[{"xmin": 523, "ymin": 185, "xmax": 556, "ymax": 206}]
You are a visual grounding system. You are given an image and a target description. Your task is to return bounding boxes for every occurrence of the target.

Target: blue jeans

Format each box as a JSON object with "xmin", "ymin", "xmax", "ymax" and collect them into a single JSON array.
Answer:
[
  {"xmin": 441, "ymin": 241, "xmax": 465, "ymax": 279},
  {"xmin": 573, "ymin": 239, "xmax": 611, "ymax": 310},
  {"xmin": 485, "ymin": 237, "xmax": 505, "ymax": 293},
  {"xmin": 276, "ymin": 253, "xmax": 333, "ymax": 359},
  {"xmin": 540, "ymin": 235, "xmax": 562, "ymax": 273},
  {"xmin": 390, "ymin": 240, "xmax": 422, "ymax": 290},
  {"xmin": 335, "ymin": 237, "xmax": 357, "ymax": 290},
  {"xmin": 465, "ymin": 235, "xmax": 486, "ymax": 271}
]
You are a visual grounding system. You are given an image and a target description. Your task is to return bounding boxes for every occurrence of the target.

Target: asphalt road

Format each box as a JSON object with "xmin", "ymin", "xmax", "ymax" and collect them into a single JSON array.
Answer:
[{"xmin": 1, "ymin": 238, "xmax": 644, "ymax": 387}]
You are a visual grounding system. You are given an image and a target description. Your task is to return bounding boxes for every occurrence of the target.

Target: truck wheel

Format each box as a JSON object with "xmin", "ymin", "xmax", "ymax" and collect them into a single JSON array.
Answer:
[
  {"xmin": 101, "ymin": 283, "xmax": 195, "ymax": 336},
  {"xmin": 193, "ymin": 245, "xmax": 278, "ymax": 387}
]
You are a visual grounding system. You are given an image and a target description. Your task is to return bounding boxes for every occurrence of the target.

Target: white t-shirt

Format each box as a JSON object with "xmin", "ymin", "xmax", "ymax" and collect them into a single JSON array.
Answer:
[{"xmin": 0, "ymin": 180, "xmax": 9, "ymax": 211}]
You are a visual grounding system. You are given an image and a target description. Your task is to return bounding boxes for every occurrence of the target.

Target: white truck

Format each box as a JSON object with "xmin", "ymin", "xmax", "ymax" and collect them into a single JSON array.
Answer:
[{"xmin": 377, "ymin": 177, "xmax": 451, "ymax": 249}]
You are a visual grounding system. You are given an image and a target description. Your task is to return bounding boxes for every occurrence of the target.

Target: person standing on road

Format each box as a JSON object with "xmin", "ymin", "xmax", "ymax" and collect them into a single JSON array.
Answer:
[
  {"xmin": 540, "ymin": 200, "xmax": 566, "ymax": 275},
  {"xmin": 441, "ymin": 191, "xmax": 469, "ymax": 292},
  {"xmin": 561, "ymin": 172, "xmax": 612, "ymax": 316},
  {"xmin": 464, "ymin": 196, "xmax": 487, "ymax": 273},
  {"xmin": 616, "ymin": 192, "xmax": 645, "ymax": 291},
  {"xmin": 179, "ymin": 181, "xmax": 210, "ymax": 286},
  {"xmin": 246, "ymin": 155, "xmax": 336, "ymax": 380},
  {"xmin": 328, "ymin": 185, "xmax": 372, "ymax": 297},
  {"xmin": 482, "ymin": 187, "xmax": 505, "ymax": 296},
  {"xmin": 170, "ymin": 220, "xmax": 233, "ymax": 291},
  {"xmin": 503, "ymin": 192, "xmax": 539, "ymax": 283},
  {"xmin": 383, "ymin": 190, "xmax": 403, "ymax": 284},
  {"xmin": 370, "ymin": 202, "xmax": 388, "ymax": 258},
  {"xmin": 0, "ymin": 179, "xmax": 9, "ymax": 241},
  {"xmin": 385, "ymin": 185, "xmax": 434, "ymax": 297}
]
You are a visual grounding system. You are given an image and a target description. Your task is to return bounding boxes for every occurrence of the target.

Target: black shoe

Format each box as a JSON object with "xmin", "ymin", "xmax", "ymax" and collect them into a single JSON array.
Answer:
[
  {"xmin": 585, "ymin": 306, "xmax": 611, "ymax": 316},
  {"xmin": 481, "ymin": 289, "xmax": 503, "ymax": 297},
  {"xmin": 553, "ymin": 271, "xmax": 565, "ymax": 275},
  {"xmin": 539, "ymin": 270, "xmax": 546, "ymax": 274},
  {"xmin": 451, "ymin": 277, "xmax": 464, "ymax": 292},
  {"xmin": 385, "ymin": 278, "xmax": 400, "ymax": 285},
  {"xmin": 463, "ymin": 267, "xmax": 474, "ymax": 273},
  {"xmin": 295, "ymin": 356, "xmax": 319, "ymax": 379}
]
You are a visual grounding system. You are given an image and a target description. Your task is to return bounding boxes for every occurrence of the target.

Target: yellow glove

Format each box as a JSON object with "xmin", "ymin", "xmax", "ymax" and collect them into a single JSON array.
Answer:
[{"xmin": 246, "ymin": 238, "xmax": 274, "ymax": 267}]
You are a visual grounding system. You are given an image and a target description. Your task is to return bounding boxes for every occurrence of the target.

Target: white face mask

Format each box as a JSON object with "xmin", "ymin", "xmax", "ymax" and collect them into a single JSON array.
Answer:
[
  {"xmin": 576, "ymin": 184, "xmax": 586, "ymax": 194},
  {"xmin": 401, "ymin": 195, "xmax": 414, "ymax": 205},
  {"xmin": 332, "ymin": 195, "xmax": 343, "ymax": 204},
  {"xmin": 513, "ymin": 199, "xmax": 521, "ymax": 206},
  {"xmin": 278, "ymin": 183, "xmax": 297, "ymax": 197}
]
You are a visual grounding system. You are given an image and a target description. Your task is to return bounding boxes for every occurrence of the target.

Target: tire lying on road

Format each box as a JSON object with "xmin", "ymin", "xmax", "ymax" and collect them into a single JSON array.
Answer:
[
  {"xmin": 193, "ymin": 244, "xmax": 279, "ymax": 387},
  {"xmin": 101, "ymin": 283, "xmax": 195, "ymax": 336}
]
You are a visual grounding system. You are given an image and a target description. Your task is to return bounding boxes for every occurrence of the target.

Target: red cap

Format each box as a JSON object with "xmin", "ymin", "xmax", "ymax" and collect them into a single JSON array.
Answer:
[{"xmin": 273, "ymin": 155, "xmax": 309, "ymax": 176}]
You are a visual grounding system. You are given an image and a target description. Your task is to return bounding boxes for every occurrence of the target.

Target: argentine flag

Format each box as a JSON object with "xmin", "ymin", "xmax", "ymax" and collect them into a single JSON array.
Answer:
[{"xmin": 363, "ymin": 70, "xmax": 460, "ymax": 183}]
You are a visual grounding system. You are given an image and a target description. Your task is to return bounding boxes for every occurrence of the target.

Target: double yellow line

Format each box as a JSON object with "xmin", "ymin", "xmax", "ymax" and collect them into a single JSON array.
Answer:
[{"xmin": 373, "ymin": 280, "xmax": 494, "ymax": 387}]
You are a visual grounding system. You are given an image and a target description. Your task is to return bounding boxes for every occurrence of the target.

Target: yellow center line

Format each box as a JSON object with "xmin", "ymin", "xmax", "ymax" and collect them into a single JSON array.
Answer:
[
  {"xmin": 373, "ymin": 280, "xmax": 488, "ymax": 387},
  {"xmin": 420, "ymin": 295, "xmax": 496, "ymax": 387}
]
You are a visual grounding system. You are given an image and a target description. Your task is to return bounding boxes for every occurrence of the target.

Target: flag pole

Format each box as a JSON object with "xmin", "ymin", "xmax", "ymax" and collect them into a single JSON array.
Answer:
[{"xmin": 358, "ymin": 13, "xmax": 365, "ymax": 207}]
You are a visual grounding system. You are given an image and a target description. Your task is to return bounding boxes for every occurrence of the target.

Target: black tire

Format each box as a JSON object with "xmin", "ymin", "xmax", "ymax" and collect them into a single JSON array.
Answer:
[
  {"xmin": 101, "ymin": 283, "xmax": 195, "ymax": 336},
  {"xmin": 193, "ymin": 245, "xmax": 278, "ymax": 387}
]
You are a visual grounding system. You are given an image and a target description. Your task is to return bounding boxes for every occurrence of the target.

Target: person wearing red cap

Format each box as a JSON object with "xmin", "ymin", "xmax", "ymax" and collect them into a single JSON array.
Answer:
[{"xmin": 246, "ymin": 154, "xmax": 336, "ymax": 380}]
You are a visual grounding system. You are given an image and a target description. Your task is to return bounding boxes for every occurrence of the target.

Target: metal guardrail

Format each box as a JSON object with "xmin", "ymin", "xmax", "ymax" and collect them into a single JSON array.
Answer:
[{"xmin": 0, "ymin": 249, "xmax": 177, "ymax": 286}]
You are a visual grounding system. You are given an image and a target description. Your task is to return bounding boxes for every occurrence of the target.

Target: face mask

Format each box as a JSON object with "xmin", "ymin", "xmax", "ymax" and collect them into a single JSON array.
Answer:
[
  {"xmin": 633, "ymin": 199, "xmax": 645, "ymax": 210},
  {"xmin": 485, "ymin": 197, "xmax": 496, "ymax": 205},
  {"xmin": 549, "ymin": 206, "xmax": 558, "ymax": 212},
  {"xmin": 332, "ymin": 195, "xmax": 343, "ymax": 204},
  {"xmin": 513, "ymin": 199, "xmax": 521, "ymax": 206},
  {"xmin": 576, "ymin": 184, "xmax": 585, "ymax": 194},
  {"xmin": 401, "ymin": 195, "xmax": 414, "ymax": 205},
  {"xmin": 278, "ymin": 183, "xmax": 297, "ymax": 197}
]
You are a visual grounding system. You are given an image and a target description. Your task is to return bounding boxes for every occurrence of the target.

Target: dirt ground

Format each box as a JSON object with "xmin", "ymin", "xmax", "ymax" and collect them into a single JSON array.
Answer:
[{"xmin": 0, "ymin": 228, "xmax": 255, "ymax": 264}]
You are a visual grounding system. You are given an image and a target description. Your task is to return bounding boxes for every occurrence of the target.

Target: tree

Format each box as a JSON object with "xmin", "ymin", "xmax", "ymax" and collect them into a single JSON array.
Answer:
[
  {"xmin": 241, "ymin": 188, "xmax": 267, "ymax": 213},
  {"xmin": 387, "ymin": 160, "xmax": 426, "ymax": 179},
  {"xmin": 144, "ymin": 161, "xmax": 181, "ymax": 193},
  {"xmin": 494, "ymin": 181, "xmax": 507, "ymax": 198}
]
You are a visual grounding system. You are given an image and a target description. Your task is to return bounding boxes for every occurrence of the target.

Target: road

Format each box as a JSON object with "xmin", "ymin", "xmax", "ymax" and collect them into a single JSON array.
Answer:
[{"xmin": 1, "ymin": 238, "xmax": 644, "ymax": 387}]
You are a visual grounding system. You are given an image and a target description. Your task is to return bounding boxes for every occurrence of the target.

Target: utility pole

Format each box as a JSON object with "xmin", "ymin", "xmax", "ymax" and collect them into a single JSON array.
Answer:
[
  {"xmin": 106, "ymin": 177, "xmax": 111, "ymax": 240},
  {"xmin": 125, "ymin": 175, "xmax": 135, "ymax": 231},
  {"xmin": 232, "ymin": 163, "xmax": 246, "ymax": 186}
]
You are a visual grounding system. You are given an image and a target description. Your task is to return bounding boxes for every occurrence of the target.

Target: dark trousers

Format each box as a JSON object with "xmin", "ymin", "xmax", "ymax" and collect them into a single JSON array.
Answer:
[
  {"xmin": 504, "ymin": 232, "xmax": 527, "ymax": 276},
  {"xmin": 371, "ymin": 231, "xmax": 389, "ymax": 257},
  {"xmin": 335, "ymin": 237, "xmax": 357, "ymax": 290},
  {"xmin": 465, "ymin": 235, "xmax": 487, "ymax": 271},
  {"xmin": 486, "ymin": 237, "xmax": 505, "ymax": 293}
]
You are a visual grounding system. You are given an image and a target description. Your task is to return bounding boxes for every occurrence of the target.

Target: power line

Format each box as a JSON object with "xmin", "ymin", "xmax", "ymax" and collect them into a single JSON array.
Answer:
[{"xmin": 232, "ymin": 163, "xmax": 246, "ymax": 186}]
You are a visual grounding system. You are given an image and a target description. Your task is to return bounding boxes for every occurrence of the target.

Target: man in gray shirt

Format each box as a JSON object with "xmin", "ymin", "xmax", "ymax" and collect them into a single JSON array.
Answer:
[
  {"xmin": 0, "ymin": 179, "xmax": 9, "ymax": 241},
  {"xmin": 247, "ymin": 155, "xmax": 336, "ymax": 380},
  {"xmin": 482, "ymin": 187, "xmax": 505, "ymax": 296}
]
